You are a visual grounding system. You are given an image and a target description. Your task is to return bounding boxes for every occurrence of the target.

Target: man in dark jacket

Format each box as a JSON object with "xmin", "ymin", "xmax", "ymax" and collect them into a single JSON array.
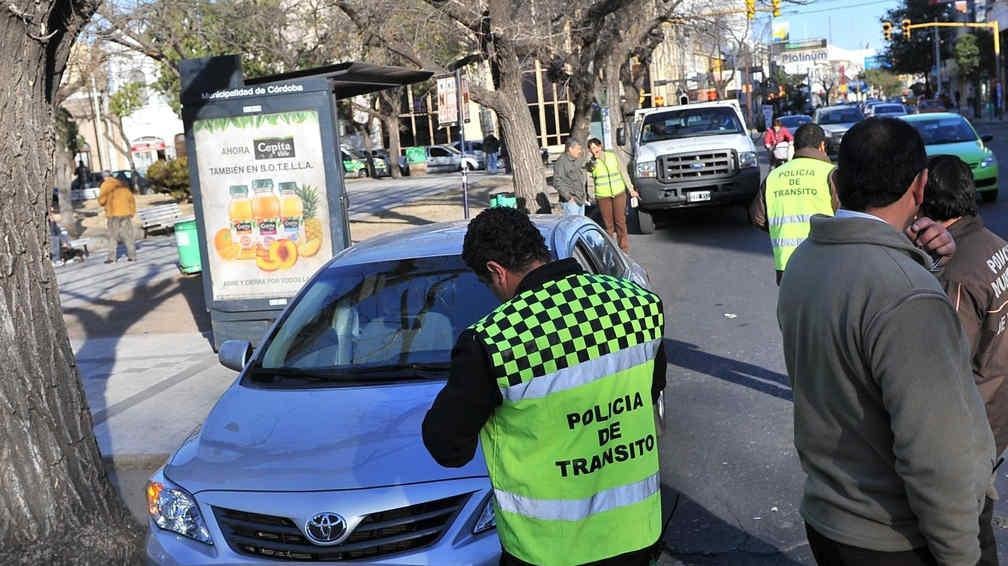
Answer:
[
  {"xmin": 922, "ymin": 154, "xmax": 1007, "ymax": 565},
  {"xmin": 483, "ymin": 133, "xmax": 501, "ymax": 174},
  {"xmin": 553, "ymin": 138, "xmax": 588, "ymax": 215},
  {"xmin": 422, "ymin": 207, "xmax": 667, "ymax": 565},
  {"xmin": 778, "ymin": 117, "xmax": 995, "ymax": 565}
]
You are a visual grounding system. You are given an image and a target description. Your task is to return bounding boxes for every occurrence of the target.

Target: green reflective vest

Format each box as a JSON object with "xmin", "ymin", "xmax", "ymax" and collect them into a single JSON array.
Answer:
[
  {"xmin": 764, "ymin": 157, "xmax": 835, "ymax": 271},
  {"xmin": 471, "ymin": 272, "xmax": 664, "ymax": 566},
  {"xmin": 590, "ymin": 151, "xmax": 627, "ymax": 198}
]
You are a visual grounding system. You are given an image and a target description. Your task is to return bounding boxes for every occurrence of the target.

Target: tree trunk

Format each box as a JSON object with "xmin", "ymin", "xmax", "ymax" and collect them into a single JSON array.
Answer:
[
  {"xmin": 118, "ymin": 115, "xmax": 137, "ymax": 172},
  {"xmin": 54, "ymin": 148, "xmax": 77, "ymax": 236},
  {"xmin": 568, "ymin": 74, "xmax": 597, "ymax": 143},
  {"xmin": 0, "ymin": 1, "xmax": 143, "ymax": 562},
  {"xmin": 379, "ymin": 91, "xmax": 402, "ymax": 178}
]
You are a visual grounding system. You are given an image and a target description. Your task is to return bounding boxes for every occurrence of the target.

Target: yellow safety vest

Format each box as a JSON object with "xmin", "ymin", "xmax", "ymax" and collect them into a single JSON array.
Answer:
[
  {"xmin": 591, "ymin": 151, "xmax": 627, "ymax": 198},
  {"xmin": 765, "ymin": 157, "xmax": 835, "ymax": 271}
]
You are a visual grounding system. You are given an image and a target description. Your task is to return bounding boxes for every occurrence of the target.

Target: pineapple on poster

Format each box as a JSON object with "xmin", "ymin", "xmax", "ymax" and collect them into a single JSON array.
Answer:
[{"xmin": 194, "ymin": 110, "xmax": 333, "ymax": 302}]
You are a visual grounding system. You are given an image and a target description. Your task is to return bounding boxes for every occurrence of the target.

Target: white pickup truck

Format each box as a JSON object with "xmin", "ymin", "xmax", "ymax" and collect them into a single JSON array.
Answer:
[{"xmin": 624, "ymin": 100, "xmax": 761, "ymax": 233}]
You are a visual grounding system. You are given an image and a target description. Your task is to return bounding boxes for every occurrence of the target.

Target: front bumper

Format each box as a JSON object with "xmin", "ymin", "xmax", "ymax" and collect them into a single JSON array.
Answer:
[
  {"xmin": 636, "ymin": 167, "xmax": 760, "ymax": 211},
  {"xmin": 146, "ymin": 477, "xmax": 500, "ymax": 565},
  {"xmin": 973, "ymin": 163, "xmax": 998, "ymax": 192}
]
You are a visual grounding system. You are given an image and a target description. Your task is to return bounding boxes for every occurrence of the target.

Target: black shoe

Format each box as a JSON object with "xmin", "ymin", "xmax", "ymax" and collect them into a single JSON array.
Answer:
[
  {"xmin": 127, "ymin": 258, "xmax": 134, "ymax": 262},
  {"xmin": 104, "ymin": 259, "xmax": 114, "ymax": 264}
]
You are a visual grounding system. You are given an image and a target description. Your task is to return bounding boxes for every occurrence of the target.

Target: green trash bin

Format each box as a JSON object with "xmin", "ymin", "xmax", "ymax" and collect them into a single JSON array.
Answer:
[
  {"xmin": 489, "ymin": 192, "xmax": 517, "ymax": 209},
  {"xmin": 174, "ymin": 218, "xmax": 202, "ymax": 274}
]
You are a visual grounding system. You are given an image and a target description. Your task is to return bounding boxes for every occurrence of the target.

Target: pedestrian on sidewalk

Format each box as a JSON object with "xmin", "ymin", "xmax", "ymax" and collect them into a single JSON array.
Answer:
[
  {"xmin": 553, "ymin": 138, "xmax": 588, "ymax": 216},
  {"xmin": 778, "ymin": 117, "xmax": 995, "ymax": 566},
  {"xmin": 98, "ymin": 172, "xmax": 136, "ymax": 263},
  {"xmin": 587, "ymin": 138, "xmax": 637, "ymax": 252},
  {"xmin": 422, "ymin": 207, "xmax": 666, "ymax": 566},
  {"xmin": 922, "ymin": 154, "xmax": 1008, "ymax": 566},
  {"xmin": 749, "ymin": 123, "xmax": 836, "ymax": 284},
  {"xmin": 483, "ymin": 133, "xmax": 500, "ymax": 174}
]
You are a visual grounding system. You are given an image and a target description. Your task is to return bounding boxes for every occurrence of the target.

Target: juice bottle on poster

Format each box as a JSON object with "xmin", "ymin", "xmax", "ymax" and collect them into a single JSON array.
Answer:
[
  {"xmin": 278, "ymin": 181, "xmax": 303, "ymax": 241},
  {"xmin": 252, "ymin": 178, "xmax": 280, "ymax": 251},
  {"xmin": 228, "ymin": 185, "xmax": 255, "ymax": 258}
]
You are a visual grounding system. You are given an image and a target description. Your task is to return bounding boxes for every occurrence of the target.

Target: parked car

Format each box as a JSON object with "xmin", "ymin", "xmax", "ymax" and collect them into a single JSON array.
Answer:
[
  {"xmin": 451, "ymin": 140, "xmax": 487, "ymax": 169},
  {"xmin": 813, "ymin": 105, "xmax": 865, "ymax": 154},
  {"xmin": 399, "ymin": 145, "xmax": 479, "ymax": 175},
  {"xmin": 112, "ymin": 168, "xmax": 151, "ymax": 193},
  {"xmin": 916, "ymin": 99, "xmax": 949, "ymax": 114},
  {"xmin": 864, "ymin": 103, "xmax": 907, "ymax": 118},
  {"xmin": 899, "ymin": 112, "xmax": 999, "ymax": 202},
  {"xmin": 777, "ymin": 114, "xmax": 812, "ymax": 131},
  {"xmin": 144, "ymin": 215, "xmax": 659, "ymax": 565},
  {"xmin": 370, "ymin": 149, "xmax": 393, "ymax": 177},
  {"xmin": 341, "ymin": 148, "xmax": 368, "ymax": 178}
]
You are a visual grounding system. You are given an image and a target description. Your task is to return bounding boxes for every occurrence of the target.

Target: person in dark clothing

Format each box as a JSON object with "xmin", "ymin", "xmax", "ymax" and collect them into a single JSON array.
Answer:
[
  {"xmin": 422, "ymin": 207, "xmax": 667, "ymax": 566},
  {"xmin": 921, "ymin": 154, "xmax": 1007, "ymax": 566},
  {"xmin": 483, "ymin": 134, "xmax": 501, "ymax": 174}
]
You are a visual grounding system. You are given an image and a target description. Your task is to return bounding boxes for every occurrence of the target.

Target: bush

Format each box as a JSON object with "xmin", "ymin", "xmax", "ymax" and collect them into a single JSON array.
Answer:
[{"xmin": 146, "ymin": 157, "xmax": 191, "ymax": 202}]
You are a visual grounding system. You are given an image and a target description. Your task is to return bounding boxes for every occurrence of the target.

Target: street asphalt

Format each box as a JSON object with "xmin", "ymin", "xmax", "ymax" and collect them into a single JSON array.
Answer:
[{"xmin": 57, "ymin": 121, "xmax": 1008, "ymax": 563}]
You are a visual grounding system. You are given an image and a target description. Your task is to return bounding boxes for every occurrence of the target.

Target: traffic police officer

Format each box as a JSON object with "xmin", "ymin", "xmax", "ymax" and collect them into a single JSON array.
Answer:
[
  {"xmin": 422, "ymin": 207, "xmax": 668, "ymax": 565},
  {"xmin": 750, "ymin": 123, "xmax": 837, "ymax": 284}
]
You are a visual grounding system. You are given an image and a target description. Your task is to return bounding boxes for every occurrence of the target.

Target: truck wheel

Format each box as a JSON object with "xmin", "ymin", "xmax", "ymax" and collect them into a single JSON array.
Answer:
[{"xmin": 635, "ymin": 209, "xmax": 655, "ymax": 234}]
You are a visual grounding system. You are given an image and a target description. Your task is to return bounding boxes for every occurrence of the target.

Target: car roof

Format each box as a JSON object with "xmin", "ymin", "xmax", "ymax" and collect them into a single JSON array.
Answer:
[
  {"xmin": 325, "ymin": 214, "xmax": 593, "ymax": 268},
  {"xmin": 899, "ymin": 112, "xmax": 965, "ymax": 122}
]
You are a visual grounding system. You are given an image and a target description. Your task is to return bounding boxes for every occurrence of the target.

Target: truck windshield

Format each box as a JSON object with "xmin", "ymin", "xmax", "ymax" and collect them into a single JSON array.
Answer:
[
  {"xmin": 257, "ymin": 255, "xmax": 498, "ymax": 378},
  {"xmin": 639, "ymin": 107, "xmax": 743, "ymax": 143}
]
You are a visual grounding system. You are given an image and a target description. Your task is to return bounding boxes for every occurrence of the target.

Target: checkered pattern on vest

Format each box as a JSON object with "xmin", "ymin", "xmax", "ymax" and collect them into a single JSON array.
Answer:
[{"xmin": 472, "ymin": 273, "xmax": 664, "ymax": 388}]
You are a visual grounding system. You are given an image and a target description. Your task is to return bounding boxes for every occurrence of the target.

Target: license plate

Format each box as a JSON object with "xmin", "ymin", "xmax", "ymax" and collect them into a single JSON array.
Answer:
[{"xmin": 687, "ymin": 191, "xmax": 711, "ymax": 202}]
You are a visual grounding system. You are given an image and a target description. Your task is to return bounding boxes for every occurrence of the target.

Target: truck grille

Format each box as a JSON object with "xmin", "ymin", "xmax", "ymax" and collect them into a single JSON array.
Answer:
[
  {"xmin": 213, "ymin": 493, "xmax": 471, "ymax": 561},
  {"xmin": 658, "ymin": 151, "xmax": 735, "ymax": 182}
]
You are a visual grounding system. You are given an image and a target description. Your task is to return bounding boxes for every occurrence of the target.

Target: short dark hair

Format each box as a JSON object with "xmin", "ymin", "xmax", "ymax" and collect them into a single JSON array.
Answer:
[
  {"xmin": 834, "ymin": 117, "xmax": 927, "ymax": 211},
  {"xmin": 793, "ymin": 123, "xmax": 826, "ymax": 151},
  {"xmin": 462, "ymin": 207, "xmax": 550, "ymax": 278},
  {"xmin": 920, "ymin": 154, "xmax": 977, "ymax": 221},
  {"xmin": 587, "ymin": 137, "xmax": 603, "ymax": 148}
]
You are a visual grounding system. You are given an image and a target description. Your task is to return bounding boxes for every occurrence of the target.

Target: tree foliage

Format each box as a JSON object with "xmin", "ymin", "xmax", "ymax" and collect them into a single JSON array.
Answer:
[
  {"xmin": 881, "ymin": 0, "xmax": 954, "ymax": 79},
  {"xmin": 954, "ymin": 34, "xmax": 980, "ymax": 80},
  {"xmin": 862, "ymin": 69, "xmax": 904, "ymax": 98},
  {"xmin": 147, "ymin": 156, "xmax": 192, "ymax": 201},
  {"xmin": 108, "ymin": 81, "xmax": 145, "ymax": 119}
]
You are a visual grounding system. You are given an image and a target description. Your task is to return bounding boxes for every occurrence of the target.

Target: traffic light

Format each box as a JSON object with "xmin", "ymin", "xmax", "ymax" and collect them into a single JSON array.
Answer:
[
  {"xmin": 745, "ymin": 0, "xmax": 755, "ymax": 20},
  {"xmin": 901, "ymin": 19, "xmax": 911, "ymax": 39},
  {"xmin": 882, "ymin": 21, "xmax": 893, "ymax": 41},
  {"xmin": 772, "ymin": 0, "xmax": 781, "ymax": 17}
]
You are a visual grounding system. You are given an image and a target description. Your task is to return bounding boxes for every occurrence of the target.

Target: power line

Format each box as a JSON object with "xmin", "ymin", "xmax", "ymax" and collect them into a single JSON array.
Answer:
[{"xmin": 777, "ymin": 0, "xmax": 895, "ymax": 17}]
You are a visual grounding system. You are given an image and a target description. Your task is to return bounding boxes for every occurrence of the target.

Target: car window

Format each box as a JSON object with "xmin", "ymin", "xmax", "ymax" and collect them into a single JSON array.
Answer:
[
  {"xmin": 260, "ymin": 255, "xmax": 498, "ymax": 374},
  {"xmin": 907, "ymin": 117, "xmax": 977, "ymax": 145},
  {"xmin": 875, "ymin": 105, "xmax": 905, "ymax": 114},
  {"xmin": 429, "ymin": 147, "xmax": 450, "ymax": 157},
  {"xmin": 579, "ymin": 228, "xmax": 625, "ymax": 277},
  {"xmin": 571, "ymin": 241, "xmax": 599, "ymax": 273},
  {"xmin": 817, "ymin": 108, "xmax": 864, "ymax": 124},
  {"xmin": 640, "ymin": 107, "xmax": 742, "ymax": 143}
]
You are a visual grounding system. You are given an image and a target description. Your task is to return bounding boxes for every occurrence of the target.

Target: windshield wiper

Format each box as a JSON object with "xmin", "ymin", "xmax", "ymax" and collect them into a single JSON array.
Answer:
[{"xmin": 246, "ymin": 362, "xmax": 450, "ymax": 383}]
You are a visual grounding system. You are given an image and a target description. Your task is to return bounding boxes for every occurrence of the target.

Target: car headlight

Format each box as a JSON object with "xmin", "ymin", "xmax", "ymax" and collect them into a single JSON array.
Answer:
[
  {"xmin": 636, "ymin": 160, "xmax": 656, "ymax": 178},
  {"xmin": 739, "ymin": 151, "xmax": 758, "ymax": 169},
  {"xmin": 147, "ymin": 472, "xmax": 213, "ymax": 545},
  {"xmin": 472, "ymin": 494, "xmax": 496, "ymax": 535},
  {"xmin": 981, "ymin": 154, "xmax": 996, "ymax": 168}
]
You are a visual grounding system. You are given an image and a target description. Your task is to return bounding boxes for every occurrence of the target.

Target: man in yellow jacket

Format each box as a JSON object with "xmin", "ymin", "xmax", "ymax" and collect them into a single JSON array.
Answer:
[{"xmin": 98, "ymin": 172, "xmax": 137, "ymax": 263}]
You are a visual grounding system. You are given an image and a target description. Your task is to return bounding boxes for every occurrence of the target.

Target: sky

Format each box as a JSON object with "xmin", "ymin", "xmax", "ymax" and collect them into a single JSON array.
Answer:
[{"xmin": 767, "ymin": 0, "xmax": 901, "ymax": 52}]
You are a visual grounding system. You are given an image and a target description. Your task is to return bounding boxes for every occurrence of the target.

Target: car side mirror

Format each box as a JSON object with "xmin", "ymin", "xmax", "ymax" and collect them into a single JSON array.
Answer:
[
  {"xmin": 982, "ymin": 134, "xmax": 994, "ymax": 143},
  {"xmin": 219, "ymin": 340, "xmax": 253, "ymax": 372},
  {"xmin": 616, "ymin": 126, "xmax": 626, "ymax": 147}
]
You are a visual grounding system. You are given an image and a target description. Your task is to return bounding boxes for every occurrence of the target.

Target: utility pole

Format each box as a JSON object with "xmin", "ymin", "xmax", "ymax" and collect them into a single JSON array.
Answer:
[
  {"xmin": 89, "ymin": 76, "xmax": 105, "ymax": 171},
  {"xmin": 455, "ymin": 67, "xmax": 469, "ymax": 220}
]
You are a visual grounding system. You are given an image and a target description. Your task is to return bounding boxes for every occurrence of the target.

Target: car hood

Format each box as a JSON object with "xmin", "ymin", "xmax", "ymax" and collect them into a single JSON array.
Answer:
[
  {"xmin": 636, "ymin": 133, "xmax": 754, "ymax": 161},
  {"xmin": 165, "ymin": 381, "xmax": 488, "ymax": 493},
  {"xmin": 818, "ymin": 123, "xmax": 856, "ymax": 134},
  {"xmin": 925, "ymin": 140, "xmax": 990, "ymax": 165}
]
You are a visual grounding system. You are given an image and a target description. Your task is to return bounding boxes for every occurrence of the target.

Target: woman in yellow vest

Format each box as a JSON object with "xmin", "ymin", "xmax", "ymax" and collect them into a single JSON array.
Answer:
[{"xmin": 587, "ymin": 138, "xmax": 638, "ymax": 252}]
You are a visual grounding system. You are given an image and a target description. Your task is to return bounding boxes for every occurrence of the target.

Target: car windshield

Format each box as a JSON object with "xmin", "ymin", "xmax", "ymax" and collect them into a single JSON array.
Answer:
[
  {"xmin": 908, "ymin": 117, "xmax": 978, "ymax": 145},
  {"xmin": 639, "ymin": 107, "xmax": 742, "ymax": 143},
  {"xmin": 257, "ymin": 255, "xmax": 498, "ymax": 380},
  {"xmin": 779, "ymin": 116, "xmax": 810, "ymax": 128},
  {"xmin": 817, "ymin": 108, "xmax": 863, "ymax": 124}
]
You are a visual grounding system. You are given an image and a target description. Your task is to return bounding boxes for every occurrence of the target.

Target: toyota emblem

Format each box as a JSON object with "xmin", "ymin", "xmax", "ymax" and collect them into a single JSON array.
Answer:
[{"xmin": 304, "ymin": 512, "xmax": 348, "ymax": 545}]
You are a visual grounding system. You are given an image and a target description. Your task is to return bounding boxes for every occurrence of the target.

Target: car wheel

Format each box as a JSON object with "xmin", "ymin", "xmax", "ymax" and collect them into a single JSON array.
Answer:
[
  {"xmin": 635, "ymin": 209, "xmax": 655, "ymax": 235},
  {"xmin": 982, "ymin": 188, "xmax": 999, "ymax": 203},
  {"xmin": 357, "ymin": 169, "xmax": 368, "ymax": 178}
]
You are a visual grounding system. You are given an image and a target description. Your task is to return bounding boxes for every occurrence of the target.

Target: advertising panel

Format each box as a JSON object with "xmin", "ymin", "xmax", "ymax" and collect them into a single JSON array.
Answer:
[
  {"xmin": 437, "ymin": 76, "xmax": 458, "ymax": 126},
  {"xmin": 193, "ymin": 109, "xmax": 332, "ymax": 302}
]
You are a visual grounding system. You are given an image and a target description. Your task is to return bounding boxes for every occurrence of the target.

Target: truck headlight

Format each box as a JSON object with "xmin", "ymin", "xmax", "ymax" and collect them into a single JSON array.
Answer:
[
  {"xmin": 739, "ymin": 151, "xmax": 758, "ymax": 169},
  {"xmin": 636, "ymin": 160, "xmax": 656, "ymax": 178},
  {"xmin": 472, "ymin": 494, "xmax": 496, "ymax": 535},
  {"xmin": 981, "ymin": 154, "xmax": 996, "ymax": 168},
  {"xmin": 147, "ymin": 472, "xmax": 213, "ymax": 545}
]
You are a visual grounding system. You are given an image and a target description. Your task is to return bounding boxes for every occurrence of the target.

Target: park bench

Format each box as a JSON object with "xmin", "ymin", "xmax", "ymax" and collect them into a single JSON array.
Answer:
[{"xmin": 137, "ymin": 202, "xmax": 182, "ymax": 239}]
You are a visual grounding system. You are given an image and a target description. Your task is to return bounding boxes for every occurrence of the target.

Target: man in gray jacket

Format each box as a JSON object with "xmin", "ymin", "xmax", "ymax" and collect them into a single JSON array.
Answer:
[
  {"xmin": 552, "ymin": 138, "xmax": 587, "ymax": 215},
  {"xmin": 779, "ymin": 117, "xmax": 995, "ymax": 565}
]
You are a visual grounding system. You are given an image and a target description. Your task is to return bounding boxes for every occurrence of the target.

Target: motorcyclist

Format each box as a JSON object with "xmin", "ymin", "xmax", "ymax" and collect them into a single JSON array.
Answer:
[{"xmin": 763, "ymin": 118, "xmax": 794, "ymax": 169}]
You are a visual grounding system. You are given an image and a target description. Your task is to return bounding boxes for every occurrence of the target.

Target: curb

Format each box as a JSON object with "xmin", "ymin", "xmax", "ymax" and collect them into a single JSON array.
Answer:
[{"xmin": 102, "ymin": 453, "xmax": 171, "ymax": 470}]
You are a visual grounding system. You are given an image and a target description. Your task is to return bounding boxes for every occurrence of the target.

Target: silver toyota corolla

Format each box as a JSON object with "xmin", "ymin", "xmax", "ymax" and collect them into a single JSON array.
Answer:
[{"xmin": 145, "ymin": 215, "xmax": 651, "ymax": 565}]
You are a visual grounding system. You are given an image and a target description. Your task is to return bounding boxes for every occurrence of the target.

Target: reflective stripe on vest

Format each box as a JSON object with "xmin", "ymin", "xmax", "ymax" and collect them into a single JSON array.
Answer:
[
  {"xmin": 472, "ymin": 273, "xmax": 663, "ymax": 565},
  {"xmin": 764, "ymin": 157, "xmax": 835, "ymax": 271},
  {"xmin": 494, "ymin": 472, "xmax": 660, "ymax": 521},
  {"xmin": 591, "ymin": 151, "xmax": 626, "ymax": 198}
]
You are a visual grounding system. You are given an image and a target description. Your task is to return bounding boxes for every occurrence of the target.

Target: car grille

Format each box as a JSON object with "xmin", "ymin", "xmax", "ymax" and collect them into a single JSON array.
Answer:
[
  {"xmin": 213, "ymin": 493, "xmax": 471, "ymax": 561},
  {"xmin": 657, "ymin": 150, "xmax": 735, "ymax": 182}
]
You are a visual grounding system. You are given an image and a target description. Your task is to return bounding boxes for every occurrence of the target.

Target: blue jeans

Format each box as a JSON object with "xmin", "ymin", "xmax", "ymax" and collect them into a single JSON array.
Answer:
[
  {"xmin": 561, "ymin": 200, "xmax": 585, "ymax": 216},
  {"xmin": 487, "ymin": 152, "xmax": 499, "ymax": 174}
]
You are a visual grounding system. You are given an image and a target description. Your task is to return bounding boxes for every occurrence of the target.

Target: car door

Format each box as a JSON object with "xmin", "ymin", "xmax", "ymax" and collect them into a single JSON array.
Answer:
[{"xmin": 428, "ymin": 146, "xmax": 451, "ymax": 171}]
